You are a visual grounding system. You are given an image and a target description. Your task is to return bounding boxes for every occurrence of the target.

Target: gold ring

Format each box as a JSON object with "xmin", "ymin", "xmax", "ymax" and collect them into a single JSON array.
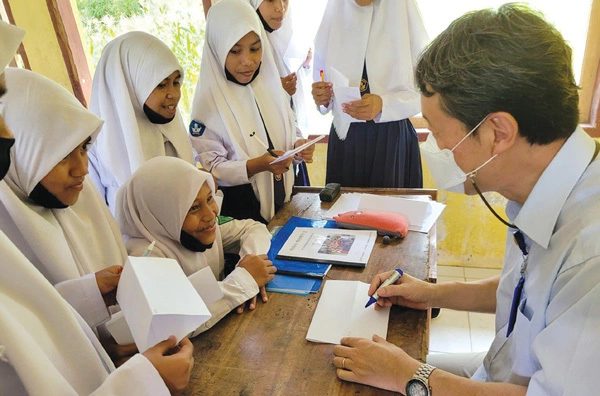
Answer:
[{"xmin": 342, "ymin": 357, "xmax": 347, "ymax": 369}]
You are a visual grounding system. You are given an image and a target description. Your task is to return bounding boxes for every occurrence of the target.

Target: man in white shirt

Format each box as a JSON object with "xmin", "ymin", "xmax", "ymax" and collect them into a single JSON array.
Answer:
[{"xmin": 331, "ymin": 4, "xmax": 600, "ymax": 395}]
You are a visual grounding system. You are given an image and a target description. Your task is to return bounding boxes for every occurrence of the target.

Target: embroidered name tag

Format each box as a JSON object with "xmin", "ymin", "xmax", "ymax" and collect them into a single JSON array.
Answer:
[{"xmin": 189, "ymin": 120, "xmax": 206, "ymax": 137}]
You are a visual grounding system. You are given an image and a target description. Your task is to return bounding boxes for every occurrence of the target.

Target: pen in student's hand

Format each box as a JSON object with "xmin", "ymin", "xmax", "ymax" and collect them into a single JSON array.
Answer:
[
  {"xmin": 365, "ymin": 268, "xmax": 403, "ymax": 308},
  {"xmin": 320, "ymin": 69, "xmax": 325, "ymax": 82},
  {"xmin": 142, "ymin": 240, "xmax": 156, "ymax": 257},
  {"xmin": 249, "ymin": 132, "xmax": 279, "ymax": 157}
]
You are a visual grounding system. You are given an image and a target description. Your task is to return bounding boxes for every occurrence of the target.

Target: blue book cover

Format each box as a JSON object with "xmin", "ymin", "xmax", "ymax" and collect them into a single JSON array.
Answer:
[
  {"xmin": 265, "ymin": 274, "xmax": 322, "ymax": 296},
  {"xmin": 268, "ymin": 216, "xmax": 335, "ymax": 278}
]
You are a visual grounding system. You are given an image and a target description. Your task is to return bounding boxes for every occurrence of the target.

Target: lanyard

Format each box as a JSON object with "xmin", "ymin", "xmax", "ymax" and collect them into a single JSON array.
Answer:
[
  {"xmin": 506, "ymin": 230, "xmax": 529, "ymax": 337},
  {"xmin": 506, "ymin": 140, "xmax": 600, "ymax": 337}
]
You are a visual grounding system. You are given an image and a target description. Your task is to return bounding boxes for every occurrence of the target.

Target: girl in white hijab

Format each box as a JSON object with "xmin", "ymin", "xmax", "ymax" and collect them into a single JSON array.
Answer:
[
  {"xmin": 0, "ymin": 26, "xmax": 193, "ymax": 395},
  {"xmin": 88, "ymin": 31, "xmax": 195, "ymax": 215},
  {"xmin": 117, "ymin": 156, "xmax": 276, "ymax": 334},
  {"xmin": 248, "ymin": 0, "xmax": 314, "ymax": 185},
  {"xmin": 0, "ymin": 67, "xmax": 140, "ymax": 367},
  {"xmin": 189, "ymin": 0, "xmax": 313, "ymax": 223},
  {"xmin": 312, "ymin": 0, "xmax": 428, "ymax": 188}
]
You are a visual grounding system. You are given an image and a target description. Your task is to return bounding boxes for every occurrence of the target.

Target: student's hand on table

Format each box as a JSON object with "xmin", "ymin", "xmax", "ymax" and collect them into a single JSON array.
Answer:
[
  {"xmin": 95, "ymin": 265, "xmax": 123, "ymax": 307},
  {"xmin": 294, "ymin": 138, "xmax": 315, "ymax": 163},
  {"xmin": 312, "ymin": 81, "xmax": 333, "ymax": 106},
  {"xmin": 281, "ymin": 73, "xmax": 297, "ymax": 96},
  {"xmin": 238, "ymin": 254, "xmax": 276, "ymax": 286},
  {"xmin": 342, "ymin": 94, "xmax": 382, "ymax": 121},
  {"xmin": 143, "ymin": 336, "xmax": 194, "ymax": 395},
  {"xmin": 100, "ymin": 336, "xmax": 138, "ymax": 367},
  {"xmin": 332, "ymin": 335, "xmax": 420, "ymax": 393},
  {"xmin": 236, "ymin": 286, "xmax": 270, "ymax": 313},
  {"xmin": 369, "ymin": 270, "xmax": 432, "ymax": 311}
]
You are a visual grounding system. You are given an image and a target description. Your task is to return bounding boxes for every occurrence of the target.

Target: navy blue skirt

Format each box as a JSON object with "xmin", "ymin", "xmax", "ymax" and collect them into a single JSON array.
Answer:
[{"xmin": 326, "ymin": 119, "xmax": 423, "ymax": 188}]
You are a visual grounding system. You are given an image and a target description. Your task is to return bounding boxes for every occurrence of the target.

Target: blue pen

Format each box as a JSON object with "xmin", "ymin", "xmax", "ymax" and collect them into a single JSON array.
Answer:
[{"xmin": 365, "ymin": 269, "xmax": 403, "ymax": 308}]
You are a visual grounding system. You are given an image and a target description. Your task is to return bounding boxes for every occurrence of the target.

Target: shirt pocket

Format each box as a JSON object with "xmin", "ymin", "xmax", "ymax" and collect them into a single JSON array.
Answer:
[{"xmin": 510, "ymin": 298, "xmax": 536, "ymax": 377}]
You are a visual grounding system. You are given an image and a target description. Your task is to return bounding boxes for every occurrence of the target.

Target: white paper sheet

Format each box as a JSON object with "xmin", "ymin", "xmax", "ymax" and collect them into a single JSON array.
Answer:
[
  {"xmin": 323, "ymin": 193, "xmax": 445, "ymax": 233},
  {"xmin": 306, "ymin": 280, "xmax": 390, "ymax": 344},
  {"xmin": 187, "ymin": 266, "xmax": 223, "ymax": 307},
  {"xmin": 270, "ymin": 134, "xmax": 326, "ymax": 164},
  {"xmin": 117, "ymin": 256, "xmax": 212, "ymax": 352},
  {"xmin": 329, "ymin": 66, "xmax": 365, "ymax": 134}
]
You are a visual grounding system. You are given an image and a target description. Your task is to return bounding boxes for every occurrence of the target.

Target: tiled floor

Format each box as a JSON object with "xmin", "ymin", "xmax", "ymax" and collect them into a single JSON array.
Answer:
[{"xmin": 429, "ymin": 266, "xmax": 501, "ymax": 355}]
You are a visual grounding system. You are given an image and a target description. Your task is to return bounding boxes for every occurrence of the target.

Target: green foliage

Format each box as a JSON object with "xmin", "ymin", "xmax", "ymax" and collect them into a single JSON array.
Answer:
[
  {"xmin": 77, "ymin": 0, "xmax": 143, "ymax": 22},
  {"xmin": 77, "ymin": 0, "xmax": 205, "ymax": 121}
]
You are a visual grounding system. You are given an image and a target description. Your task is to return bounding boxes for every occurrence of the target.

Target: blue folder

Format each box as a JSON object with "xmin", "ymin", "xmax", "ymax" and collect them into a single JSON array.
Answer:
[{"xmin": 266, "ymin": 217, "xmax": 337, "ymax": 295}]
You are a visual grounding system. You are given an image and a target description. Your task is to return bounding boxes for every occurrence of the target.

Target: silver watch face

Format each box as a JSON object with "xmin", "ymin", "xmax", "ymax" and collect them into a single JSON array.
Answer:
[{"xmin": 406, "ymin": 379, "xmax": 429, "ymax": 396}]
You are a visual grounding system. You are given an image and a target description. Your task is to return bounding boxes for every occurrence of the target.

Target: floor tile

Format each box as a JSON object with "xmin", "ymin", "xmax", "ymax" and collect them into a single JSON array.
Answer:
[
  {"xmin": 469, "ymin": 312, "xmax": 496, "ymax": 352},
  {"xmin": 464, "ymin": 267, "xmax": 501, "ymax": 279},
  {"xmin": 437, "ymin": 265, "xmax": 465, "ymax": 278},
  {"xmin": 429, "ymin": 309, "xmax": 471, "ymax": 353}
]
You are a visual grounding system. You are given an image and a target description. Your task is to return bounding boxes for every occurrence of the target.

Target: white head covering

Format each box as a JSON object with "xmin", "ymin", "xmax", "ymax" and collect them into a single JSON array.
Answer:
[
  {"xmin": 0, "ymin": 232, "xmax": 118, "ymax": 395},
  {"xmin": 89, "ymin": 31, "xmax": 195, "ymax": 212},
  {"xmin": 0, "ymin": 68, "xmax": 127, "ymax": 284},
  {"xmin": 0, "ymin": 20, "xmax": 24, "ymax": 71},
  {"xmin": 248, "ymin": 0, "xmax": 311, "ymax": 132},
  {"xmin": 117, "ymin": 156, "xmax": 225, "ymax": 278},
  {"xmin": 190, "ymin": 0, "xmax": 295, "ymax": 222},
  {"xmin": 313, "ymin": 0, "xmax": 429, "ymax": 140}
]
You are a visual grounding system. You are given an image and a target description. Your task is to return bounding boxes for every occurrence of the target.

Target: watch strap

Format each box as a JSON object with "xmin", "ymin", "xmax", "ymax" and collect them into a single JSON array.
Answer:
[{"xmin": 407, "ymin": 363, "xmax": 436, "ymax": 395}]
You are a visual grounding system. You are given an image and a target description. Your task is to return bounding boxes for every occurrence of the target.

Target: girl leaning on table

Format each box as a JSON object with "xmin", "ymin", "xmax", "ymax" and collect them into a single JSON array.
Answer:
[
  {"xmin": 116, "ymin": 156, "xmax": 276, "ymax": 334},
  {"xmin": 0, "ymin": 67, "xmax": 139, "ymax": 366},
  {"xmin": 188, "ymin": 0, "xmax": 314, "ymax": 224}
]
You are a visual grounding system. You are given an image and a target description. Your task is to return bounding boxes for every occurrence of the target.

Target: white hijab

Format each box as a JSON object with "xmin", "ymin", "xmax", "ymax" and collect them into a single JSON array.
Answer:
[
  {"xmin": 0, "ymin": 68, "xmax": 127, "ymax": 284},
  {"xmin": 0, "ymin": 232, "xmax": 118, "ymax": 395},
  {"xmin": 0, "ymin": 21, "xmax": 24, "ymax": 71},
  {"xmin": 313, "ymin": 0, "xmax": 428, "ymax": 139},
  {"xmin": 190, "ymin": 0, "xmax": 295, "ymax": 221},
  {"xmin": 89, "ymin": 31, "xmax": 194, "ymax": 209},
  {"xmin": 117, "ymin": 156, "xmax": 225, "ymax": 278},
  {"xmin": 248, "ymin": 0, "xmax": 311, "ymax": 132}
]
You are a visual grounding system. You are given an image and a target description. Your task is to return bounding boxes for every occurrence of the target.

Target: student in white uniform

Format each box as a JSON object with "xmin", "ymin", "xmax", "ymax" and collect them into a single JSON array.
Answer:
[
  {"xmin": 189, "ymin": 0, "xmax": 314, "ymax": 224},
  {"xmin": 0, "ymin": 67, "xmax": 137, "ymax": 363},
  {"xmin": 311, "ymin": 0, "xmax": 428, "ymax": 188},
  {"xmin": 0, "ymin": 21, "xmax": 194, "ymax": 396},
  {"xmin": 88, "ymin": 31, "xmax": 195, "ymax": 215},
  {"xmin": 331, "ymin": 4, "xmax": 600, "ymax": 395},
  {"xmin": 116, "ymin": 156, "xmax": 276, "ymax": 333},
  {"xmin": 247, "ymin": 0, "xmax": 314, "ymax": 186}
]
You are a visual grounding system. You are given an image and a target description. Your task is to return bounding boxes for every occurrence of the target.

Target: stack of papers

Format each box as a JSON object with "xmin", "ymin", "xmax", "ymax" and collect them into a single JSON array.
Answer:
[
  {"xmin": 323, "ymin": 193, "xmax": 445, "ymax": 233},
  {"xmin": 116, "ymin": 256, "xmax": 212, "ymax": 352},
  {"xmin": 306, "ymin": 280, "xmax": 390, "ymax": 344}
]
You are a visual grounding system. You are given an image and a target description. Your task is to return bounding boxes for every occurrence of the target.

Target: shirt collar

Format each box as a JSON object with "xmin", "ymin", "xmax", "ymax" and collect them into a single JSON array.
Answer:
[{"xmin": 509, "ymin": 127, "xmax": 596, "ymax": 249}]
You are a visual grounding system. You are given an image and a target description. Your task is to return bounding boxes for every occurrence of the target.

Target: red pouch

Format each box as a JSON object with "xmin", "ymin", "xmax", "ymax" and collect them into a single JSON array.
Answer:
[{"xmin": 333, "ymin": 210, "xmax": 409, "ymax": 238}]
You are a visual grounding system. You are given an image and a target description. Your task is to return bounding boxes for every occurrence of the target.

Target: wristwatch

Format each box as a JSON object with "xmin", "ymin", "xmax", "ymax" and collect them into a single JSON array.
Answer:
[{"xmin": 405, "ymin": 363, "xmax": 436, "ymax": 396}]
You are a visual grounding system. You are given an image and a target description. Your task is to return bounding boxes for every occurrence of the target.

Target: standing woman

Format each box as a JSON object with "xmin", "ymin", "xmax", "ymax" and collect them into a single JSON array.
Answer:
[
  {"xmin": 88, "ymin": 31, "xmax": 195, "ymax": 214},
  {"xmin": 312, "ymin": 0, "xmax": 428, "ymax": 188},
  {"xmin": 189, "ymin": 0, "xmax": 313, "ymax": 223},
  {"xmin": 248, "ymin": 0, "xmax": 314, "ymax": 186}
]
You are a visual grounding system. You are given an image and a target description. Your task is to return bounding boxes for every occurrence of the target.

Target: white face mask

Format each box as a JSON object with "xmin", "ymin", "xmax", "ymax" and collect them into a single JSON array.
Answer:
[{"xmin": 420, "ymin": 116, "xmax": 497, "ymax": 194}]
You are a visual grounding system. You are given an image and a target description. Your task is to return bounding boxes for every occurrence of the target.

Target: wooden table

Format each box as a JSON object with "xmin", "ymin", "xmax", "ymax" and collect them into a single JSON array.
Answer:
[{"xmin": 185, "ymin": 187, "xmax": 437, "ymax": 396}]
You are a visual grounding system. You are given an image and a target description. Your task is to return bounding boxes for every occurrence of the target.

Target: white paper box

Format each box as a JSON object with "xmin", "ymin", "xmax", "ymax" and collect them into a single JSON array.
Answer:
[{"xmin": 117, "ymin": 256, "xmax": 212, "ymax": 352}]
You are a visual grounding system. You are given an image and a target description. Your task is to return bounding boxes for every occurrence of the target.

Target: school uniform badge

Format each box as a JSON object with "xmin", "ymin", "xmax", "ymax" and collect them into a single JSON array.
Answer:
[{"xmin": 189, "ymin": 120, "xmax": 206, "ymax": 137}]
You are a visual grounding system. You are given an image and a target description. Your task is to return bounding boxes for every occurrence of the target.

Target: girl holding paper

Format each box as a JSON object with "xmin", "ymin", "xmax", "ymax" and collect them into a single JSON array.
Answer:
[
  {"xmin": 189, "ymin": 0, "xmax": 314, "ymax": 223},
  {"xmin": 311, "ymin": 0, "xmax": 428, "ymax": 188},
  {"xmin": 0, "ymin": 67, "xmax": 138, "ymax": 365},
  {"xmin": 88, "ymin": 31, "xmax": 195, "ymax": 215},
  {"xmin": 116, "ymin": 156, "xmax": 276, "ymax": 334}
]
